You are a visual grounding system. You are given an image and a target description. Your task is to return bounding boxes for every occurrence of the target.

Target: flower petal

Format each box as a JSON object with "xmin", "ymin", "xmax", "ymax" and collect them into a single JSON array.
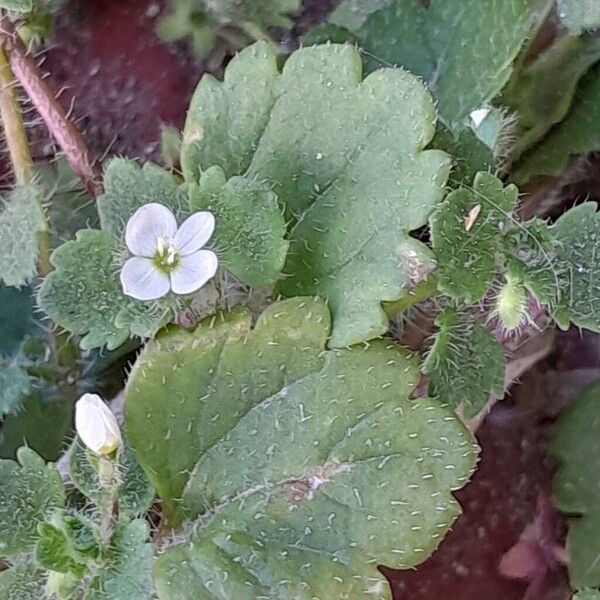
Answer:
[
  {"xmin": 170, "ymin": 250, "xmax": 218, "ymax": 295},
  {"xmin": 125, "ymin": 203, "xmax": 177, "ymax": 257},
  {"xmin": 75, "ymin": 393, "xmax": 122, "ymax": 455},
  {"xmin": 120, "ymin": 257, "xmax": 170, "ymax": 301},
  {"xmin": 173, "ymin": 211, "xmax": 215, "ymax": 256}
]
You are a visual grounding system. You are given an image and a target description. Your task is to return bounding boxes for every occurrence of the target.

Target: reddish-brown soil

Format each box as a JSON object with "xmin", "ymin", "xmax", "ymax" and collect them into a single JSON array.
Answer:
[{"xmin": 37, "ymin": 2, "xmax": 598, "ymax": 598}]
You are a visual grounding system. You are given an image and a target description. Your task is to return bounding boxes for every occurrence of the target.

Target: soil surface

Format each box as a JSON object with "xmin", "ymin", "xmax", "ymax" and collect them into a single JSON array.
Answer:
[{"xmin": 37, "ymin": 1, "xmax": 598, "ymax": 598}]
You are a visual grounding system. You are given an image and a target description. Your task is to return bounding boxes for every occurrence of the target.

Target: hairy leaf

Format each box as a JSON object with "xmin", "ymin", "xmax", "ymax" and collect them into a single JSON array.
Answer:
[
  {"xmin": 550, "ymin": 203, "xmax": 600, "ymax": 331},
  {"xmin": 183, "ymin": 42, "xmax": 450, "ymax": 346},
  {"xmin": 0, "ymin": 284, "xmax": 36, "ymax": 357},
  {"xmin": 0, "ymin": 565, "xmax": 46, "ymax": 600},
  {"xmin": 557, "ymin": 0, "xmax": 600, "ymax": 33},
  {"xmin": 98, "ymin": 158, "xmax": 188, "ymax": 239},
  {"xmin": 0, "ymin": 365, "xmax": 31, "ymax": 416},
  {"xmin": 0, "ymin": 447, "xmax": 64, "ymax": 557},
  {"xmin": 0, "ymin": 0, "xmax": 33, "ymax": 12},
  {"xmin": 430, "ymin": 172, "xmax": 517, "ymax": 303},
  {"xmin": 515, "ymin": 64, "xmax": 600, "ymax": 182},
  {"xmin": 0, "ymin": 184, "xmax": 46, "ymax": 288},
  {"xmin": 69, "ymin": 437, "xmax": 154, "ymax": 521},
  {"xmin": 190, "ymin": 165, "xmax": 288, "ymax": 286},
  {"xmin": 504, "ymin": 35, "xmax": 600, "ymax": 162},
  {"xmin": 35, "ymin": 521, "xmax": 86, "ymax": 575},
  {"xmin": 552, "ymin": 381, "xmax": 600, "ymax": 588},
  {"xmin": 87, "ymin": 520, "xmax": 154, "ymax": 600},
  {"xmin": 423, "ymin": 307, "xmax": 505, "ymax": 418},
  {"xmin": 126, "ymin": 298, "xmax": 477, "ymax": 595},
  {"xmin": 334, "ymin": 0, "xmax": 543, "ymax": 129}
]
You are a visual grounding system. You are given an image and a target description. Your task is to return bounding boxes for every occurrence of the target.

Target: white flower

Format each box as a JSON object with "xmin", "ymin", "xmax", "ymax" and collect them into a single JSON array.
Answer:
[
  {"xmin": 75, "ymin": 393, "xmax": 122, "ymax": 455},
  {"xmin": 120, "ymin": 203, "xmax": 218, "ymax": 301}
]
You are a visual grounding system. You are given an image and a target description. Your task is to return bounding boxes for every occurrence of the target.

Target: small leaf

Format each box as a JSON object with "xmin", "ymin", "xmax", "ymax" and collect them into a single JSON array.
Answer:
[
  {"xmin": 126, "ymin": 298, "xmax": 478, "ymax": 595},
  {"xmin": 557, "ymin": 0, "xmax": 600, "ymax": 33},
  {"xmin": 87, "ymin": 519, "xmax": 154, "ymax": 600},
  {"xmin": 552, "ymin": 381, "xmax": 600, "ymax": 588},
  {"xmin": 0, "ymin": 447, "xmax": 64, "ymax": 557},
  {"xmin": 335, "ymin": 0, "xmax": 544, "ymax": 129},
  {"xmin": 35, "ymin": 521, "xmax": 86, "ymax": 575},
  {"xmin": 97, "ymin": 158, "xmax": 188, "ymax": 239},
  {"xmin": 550, "ymin": 203, "xmax": 600, "ymax": 331},
  {"xmin": 69, "ymin": 436, "xmax": 154, "ymax": 521},
  {"xmin": 0, "ymin": 184, "xmax": 46, "ymax": 288},
  {"xmin": 0, "ymin": 365, "xmax": 31, "ymax": 416},
  {"xmin": 423, "ymin": 307, "xmax": 506, "ymax": 418},
  {"xmin": 191, "ymin": 166, "xmax": 288, "ymax": 286},
  {"xmin": 515, "ymin": 64, "xmax": 600, "ymax": 182},
  {"xmin": 430, "ymin": 172, "xmax": 517, "ymax": 303},
  {"xmin": 0, "ymin": 565, "xmax": 46, "ymax": 600}
]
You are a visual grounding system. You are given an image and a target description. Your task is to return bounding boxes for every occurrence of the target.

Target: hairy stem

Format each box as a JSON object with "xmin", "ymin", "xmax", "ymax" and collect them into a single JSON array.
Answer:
[{"xmin": 0, "ymin": 14, "xmax": 102, "ymax": 197}]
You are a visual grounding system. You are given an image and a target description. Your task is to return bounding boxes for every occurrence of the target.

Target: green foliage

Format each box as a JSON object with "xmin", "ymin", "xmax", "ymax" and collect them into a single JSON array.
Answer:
[
  {"xmin": 190, "ymin": 165, "xmax": 288, "ymax": 286},
  {"xmin": 0, "ymin": 394, "xmax": 73, "ymax": 461},
  {"xmin": 0, "ymin": 0, "xmax": 33, "ymax": 12},
  {"xmin": 430, "ymin": 172, "xmax": 517, "ymax": 303},
  {"xmin": 576, "ymin": 590, "xmax": 600, "ymax": 600},
  {"xmin": 552, "ymin": 381, "xmax": 600, "ymax": 589},
  {"xmin": 126, "ymin": 298, "xmax": 477, "ymax": 595},
  {"xmin": 558, "ymin": 0, "xmax": 600, "ymax": 33},
  {"xmin": 0, "ymin": 284, "xmax": 37, "ymax": 357},
  {"xmin": 503, "ymin": 35, "xmax": 600, "ymax": 162},
  {"xmin": 330, "ymin": 0, "xmax": 543, "ymax": 129},
  {"xmin": 38, "ymin": 229, "xmax": 170, "ymax": 350},
  {"xmin": 551, "ymin": 203, "xmax": 600, "ymax": 332},
  {"xmin": 515, "ymin": 64, "xmax": 600, "ymax": 182},
  {"xmin": 0, "ymin": 447, "xmax": 64, "ymax": 557},
  {"xmin": 69, "ymin": 437, "xmax": 154, "ymax": 521},
  {"xmin": 0, "ymin": 365, "xmax": 31, "ymax": 416},
  {"xmin": 0, "ymin": 565, "xmax": 47, "ymax": 600},
  {"xmin": 183, "ymin": 42, "xmax": 450, "ymax": 346},
  {"xmin": 423, "ymin": 307, "xmax": 505, "ymax": 418},
  {"xmin": 98, "ymin": 158, "xmax": 188, "ymax": 239},
  {"xmin": 35, "ymin": 521, "xmax": 87, "ymax": 575},
  {"xmin": 86, "ymin": 520, "xmax": 154, "ymax": 600},
  {"xmin": 0, "ymin": 184, "xmax": 46, "ymax": 288}
]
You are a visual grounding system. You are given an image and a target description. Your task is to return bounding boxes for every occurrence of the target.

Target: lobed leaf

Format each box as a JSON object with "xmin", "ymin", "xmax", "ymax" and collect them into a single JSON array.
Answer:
[
  {"xmin": 423, "ymin": 307, "xmax": 505, "ymax": 418},
  {"xmin": 0, "ymin": 184, "xmax": 46, "ymax": 288},
  {"xmin": 552, "ymin": 381, "xmax": 600, "ymax": 588},
  {"xmin": 0, "ymin": 565, "xmax": 46, "ymax": 600},
  {"xmin": 183, "ymin": 42, "xmax": 450, "ymax": 346},
  {"xmin": 430, "ymin": 172, "xmax": 517, "ymax": 303},
  {"xmin": 0, "ymin": 447, "xmax": 64, "ymax": 557},
  {"xmin": 0, "ymin": 365, "xmax": 31, "ymax": 416}
]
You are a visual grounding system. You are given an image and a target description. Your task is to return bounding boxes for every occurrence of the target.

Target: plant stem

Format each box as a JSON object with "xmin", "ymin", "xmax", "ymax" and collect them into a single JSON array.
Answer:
[
  {"xmin": 0, "ymin": 46, "xmax": 32, "ymax": 184},
  {"xmin": 0, "ymin": 13, "xmax": 102, "ymax": 197}
]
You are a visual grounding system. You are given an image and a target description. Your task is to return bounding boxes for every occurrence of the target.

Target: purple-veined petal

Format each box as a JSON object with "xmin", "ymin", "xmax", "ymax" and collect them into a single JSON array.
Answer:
[
  {"xmin": 125, "ymin": 203, "xmax": 177, "ymax": 257},
  {"xmin": 173, "ymin": 211, "xmax": 215, "ymax": 256},
  {"xmin": 120, "ymin": 256, "xmax": 170, "ymax": 301},
  {"xmin": 170, "ymin": 249, "xmax": 218, "ymax": 295}
]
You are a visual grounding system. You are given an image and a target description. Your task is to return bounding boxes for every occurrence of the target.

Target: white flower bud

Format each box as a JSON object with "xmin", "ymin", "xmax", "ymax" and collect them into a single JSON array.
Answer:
[{"xmin": 75, "ymin": 393, "xmax": 122, "ymax": 456}]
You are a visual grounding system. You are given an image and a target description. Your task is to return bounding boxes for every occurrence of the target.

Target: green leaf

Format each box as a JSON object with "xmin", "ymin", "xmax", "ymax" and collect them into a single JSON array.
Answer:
[
  {"xmin": 202, "ymin": 0, "xmax": 300, "ymax": 28},
  {"xmin": 183, "ymin": 42, "xmax": 450, "ymax": 346},
  {"xmin": 35, "ymin": 521, "xmax": 86, "ymax": 575},
  {"xmin": 552, "ymin": 381, "xmax": 600, "ymax": 588},
  {"xmin": 328, "ymin": 0, "xmax": 391, "ymax": 30},
  {"xmin": 430, "ymin": 172, "xmax": 517, "ymax": 303},
  {"xmin": 0, "ymin": 284, "xmax": 37, "ymax": 357},
  {"xmin": 550, "ymin": 203, "xmax": 600, "ymax": 331},
  {"xmin": 38, "ymin": 229, "xmax": 129, "ymax": 350},
  {"xmin": 423, "ymin": 307, "xmax": 505, "ymax": 418},
  {"xmin": 0, "ymin": 565, "xmax": 46, "ymax": 600},
  {"xmin": 98, "ymin": 158, "xmax": 188, "ymax": 239},
  {"xmin": 0, "ymin": 184, "xmax": 46, "ymax": 288},
  {"xmin": 126, "ymin": 298, "xmax": 477, "ymax": 595},
  {"xmin": 0, "ymin": 447, "xmax": 64, "ymax": 557},
  {"xmin": 557, "ymin": 0, "xmax": 600, "ymax": 33},
  {"xmin": 0, "ymin": 365, "xmax": 31, "ymax": 416},
  {"xmin": 0, "ymin": 0, "xmax": 33, "ymax": 12},
  {"xmin": 69, "ymin": 437, "xmax": 154, "ymax": 521},
  {"xmin": 515, "ymin": 64, "xmax": 600, "ymax": 182},
  {"xmin": 575, "ymin": 590, "xmax": 600, "ymax": 600},
  {"xmin": 38, "ymin": 229, "xmax": 170, "ymax": 350},
  {"xmin": 339, "ymin": 0, "xmax": 543, "ymax": 129},
  {"xmin": 0, "ymin": 393, "xmax": 73, "ymax": 461},
  {"xmin": 503, "ymin": 34, "xmax": 600, "ymax": 162},
  {"xmin": 87, "ymin": 519, "xmax": 154, "ymax": 600},
  {"xmin": 190, "ymin": 166, "xmax": 288, "ymax": 286}
]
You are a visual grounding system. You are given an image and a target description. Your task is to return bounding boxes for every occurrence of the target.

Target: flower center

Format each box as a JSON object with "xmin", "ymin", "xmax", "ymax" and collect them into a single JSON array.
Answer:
[{"xmin": 153, "ymin": 235, "xmax": 180, "ymax": 272}]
